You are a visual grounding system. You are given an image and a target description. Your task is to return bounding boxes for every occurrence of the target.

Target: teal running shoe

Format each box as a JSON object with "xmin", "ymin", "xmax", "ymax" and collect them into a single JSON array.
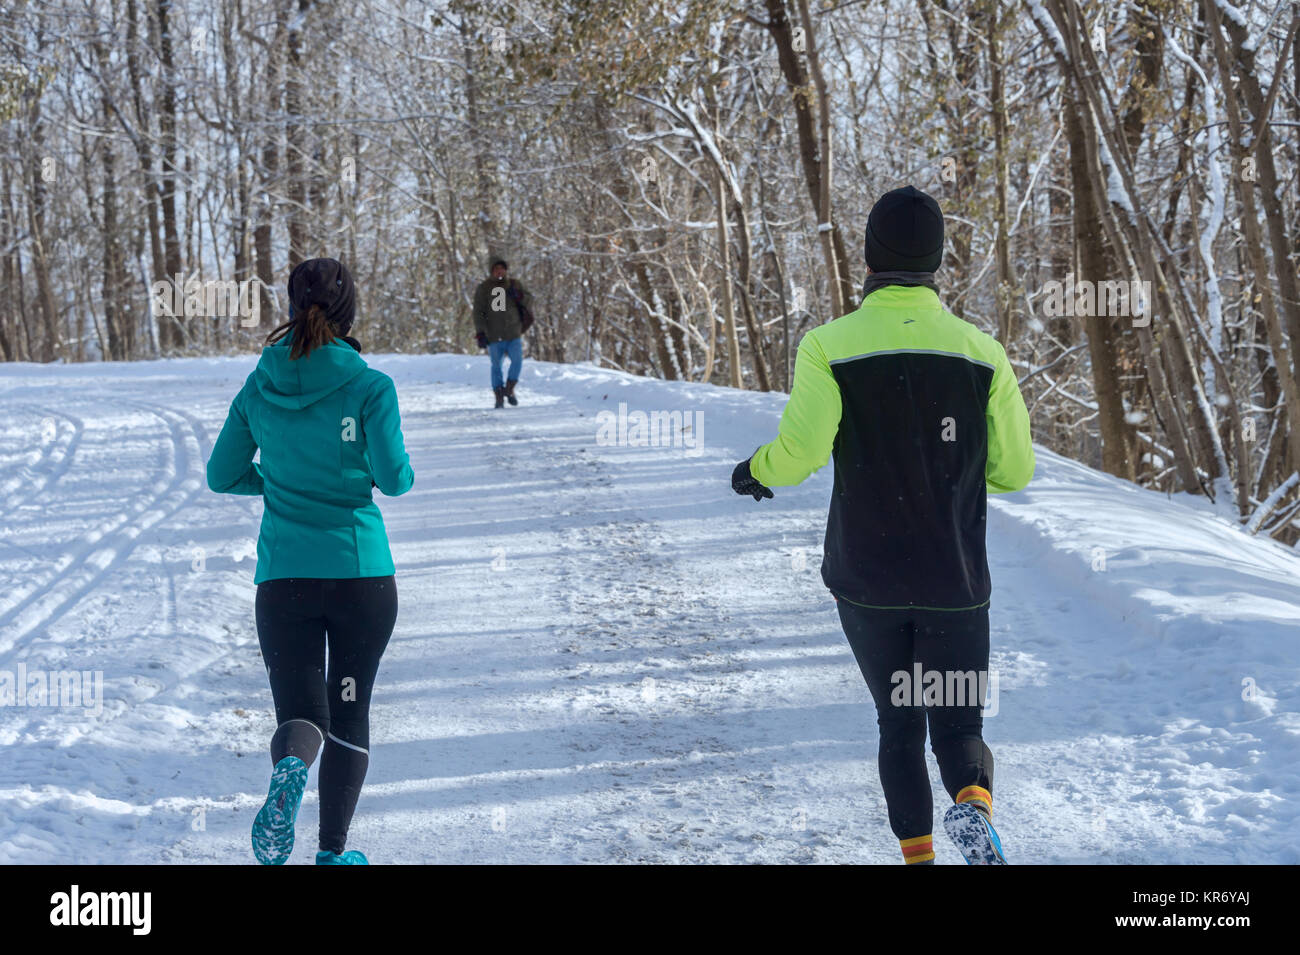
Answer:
[
  {"xmin": 943, "ymin": 802, "xmax": 1007, "ymax": 865},
  {"xmin": 251, "ymin": 756, "xmax": 308, "ymax": 865},
  {"xmin": 315, "ymin": 850, "xmax": 369, "ymax": 865}
]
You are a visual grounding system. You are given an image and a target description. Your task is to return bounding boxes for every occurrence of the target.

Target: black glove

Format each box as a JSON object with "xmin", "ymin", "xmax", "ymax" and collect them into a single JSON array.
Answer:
[
  {"xmin": 476, "ymin": 332, "xmax": 488, "ymax": 349},
  {"xmin": 732, "ymin": 457, "xmax": 773, "ymax": 501}
]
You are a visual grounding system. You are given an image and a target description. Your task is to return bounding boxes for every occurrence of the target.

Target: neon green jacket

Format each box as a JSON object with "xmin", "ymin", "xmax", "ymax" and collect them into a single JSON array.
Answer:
[{"xmin": 750, "ymin": 284, "xmax": 1034, "ymax": 609}]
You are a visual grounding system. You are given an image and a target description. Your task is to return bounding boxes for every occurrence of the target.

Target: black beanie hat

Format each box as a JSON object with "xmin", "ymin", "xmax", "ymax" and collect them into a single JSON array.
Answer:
[
  {"xmin": 288, "ymin": 257, "xmax": 356, "ymax": 335},
  {"xmin": 491, "ymin": 258, "xmax": 508, "ymax": 271},
  {"xmin": 864, "ymin": 185, "xmax": 944, "ymax": 273}
]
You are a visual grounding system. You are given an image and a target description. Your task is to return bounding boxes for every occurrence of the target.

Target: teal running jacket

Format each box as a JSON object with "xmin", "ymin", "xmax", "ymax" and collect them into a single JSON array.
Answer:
[{"xmin": 206, "ymin": 337, "xmax": 415, "ymax": 583}]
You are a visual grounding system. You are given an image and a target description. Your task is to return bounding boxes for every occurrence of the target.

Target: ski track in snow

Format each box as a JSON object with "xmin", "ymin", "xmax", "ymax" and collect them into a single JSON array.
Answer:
[{"xmin": 0, "ymin": 354, "xmax": 1297, "ymax": 864}]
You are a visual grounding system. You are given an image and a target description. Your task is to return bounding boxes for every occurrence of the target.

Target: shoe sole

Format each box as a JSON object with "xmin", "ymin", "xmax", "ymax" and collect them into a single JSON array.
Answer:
[
  {"xmin": 943, "ymin": 802, "xmax": 1007, "ymax": 865},
  {"xmin": 252, "ymin": 757, "xmax": 308, "ymax": 865}
]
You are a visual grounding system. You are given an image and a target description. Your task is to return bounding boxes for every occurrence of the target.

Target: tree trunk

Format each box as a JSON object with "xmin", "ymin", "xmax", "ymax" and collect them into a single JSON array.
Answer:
[
  {"xmin": 1064, "ymin": 93, "xmax": 1136, "ymax": 480},
  {"xmin": 713, "ymin": 165, "xmax": 744, "ymax": 389},
  {"xmin": 1206, "ymin": 1, "xmax": 1300, "ymax": 473},
  {"xmin": 285, "ymin": 0, "xmax": 315, "ymax": 267},
  {"xmin": 156, "ymin": 0, "xmax": 184, "ymax": 351},
  {"xmin": 254, "ymin": 3, "xmax": 289, "ymax": 322},
  {"xmin": 985, "ymin": 0, "xmax": 1016, "ymax": 343},
  {"xmin": 764, "ymin": 0, "xmax": 855, "ymax": 319}
]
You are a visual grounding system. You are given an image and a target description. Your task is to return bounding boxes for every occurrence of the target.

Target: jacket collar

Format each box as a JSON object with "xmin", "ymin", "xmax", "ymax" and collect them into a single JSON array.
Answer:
[{"xmin": 861, "ymin": 270, "xmax": 938, "ymax": 302}]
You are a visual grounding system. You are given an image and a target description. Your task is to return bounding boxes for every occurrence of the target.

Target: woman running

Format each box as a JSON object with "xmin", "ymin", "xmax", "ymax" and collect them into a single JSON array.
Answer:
[{"xmin": 206, "ymin": 257, "xmax": 414, "ymax": 865}]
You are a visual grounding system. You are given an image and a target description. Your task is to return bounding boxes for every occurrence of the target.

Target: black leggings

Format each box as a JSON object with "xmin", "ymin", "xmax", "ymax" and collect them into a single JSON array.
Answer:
[
  {"xmin": 836, "ymin": 599, "xmax": 993, "ymax": 841},
  {"xmin": 255, "ymin": 576, "xmax": 397, "ymax": 854}
]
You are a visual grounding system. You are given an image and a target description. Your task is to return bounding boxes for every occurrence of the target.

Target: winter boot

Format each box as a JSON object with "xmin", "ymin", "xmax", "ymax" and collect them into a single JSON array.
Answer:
[
  {"xmin": 505, "ymin": 379, "xmax": 519, "ymax": 406},
  {"xmin": 493, "ymin": 387, "xmax": 505, "ymax": 409}
]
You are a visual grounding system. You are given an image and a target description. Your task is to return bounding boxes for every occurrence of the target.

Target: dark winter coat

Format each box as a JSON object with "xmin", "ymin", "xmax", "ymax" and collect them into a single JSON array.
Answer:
[{"xmin": 472, "ymin": 277, "xmax": 532, "ymax": 343}]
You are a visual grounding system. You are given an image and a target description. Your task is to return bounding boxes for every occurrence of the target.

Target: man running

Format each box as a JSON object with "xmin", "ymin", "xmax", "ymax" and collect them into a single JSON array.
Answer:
[
  {"xmin": 731, "ymin": 185, "xmax": 1034, "ymax": 865},
  {"xmin": 472, "ymin": 258, "xmax": 533, "ymax": 409}
]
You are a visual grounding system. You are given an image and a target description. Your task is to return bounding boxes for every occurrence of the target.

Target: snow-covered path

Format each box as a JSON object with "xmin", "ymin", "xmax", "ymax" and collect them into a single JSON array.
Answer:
[{"xmin": 1, "ymin": 354, "xmax": 1297, "ymax": 863}]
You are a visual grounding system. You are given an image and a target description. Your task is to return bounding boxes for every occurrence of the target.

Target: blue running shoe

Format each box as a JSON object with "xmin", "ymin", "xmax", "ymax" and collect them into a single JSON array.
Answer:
[
  {"xmin": 316, "ymin": 850, "xmax": 369, "ymax": 865},
  {"xmin": 943, "ymin": 802, "xmax": 1007, "ymax": 865},
  {"xmin": 251, "ymin": 756, "xmax": 308, "ymax": 865}
]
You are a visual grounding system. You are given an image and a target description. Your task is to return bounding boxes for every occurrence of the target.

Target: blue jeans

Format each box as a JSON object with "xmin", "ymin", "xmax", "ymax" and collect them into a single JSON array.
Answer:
[{"xmin": 488, "ymin": 338, "xmax": 523, "ymax": 390}]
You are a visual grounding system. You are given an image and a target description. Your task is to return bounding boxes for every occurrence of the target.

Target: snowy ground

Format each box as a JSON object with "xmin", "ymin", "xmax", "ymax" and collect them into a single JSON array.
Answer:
[{"xmin": 1, "ymin": 353, "xmax": 1297, "ymax": 864}]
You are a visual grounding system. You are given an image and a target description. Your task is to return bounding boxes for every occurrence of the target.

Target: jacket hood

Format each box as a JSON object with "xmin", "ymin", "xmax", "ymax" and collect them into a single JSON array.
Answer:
[{"xmin": 253, "ymin": 336, "xmax": 367, "ymax": 409}]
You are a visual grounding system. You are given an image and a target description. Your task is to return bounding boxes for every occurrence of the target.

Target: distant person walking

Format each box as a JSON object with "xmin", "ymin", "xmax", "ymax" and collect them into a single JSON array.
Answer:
[
  {"xmin": 473, "ymin": 258, "xmax": 533, "ymax": 409},
  {"xmin": 731, "ymin": 186, "xmax": 1034, "ymax": 865},
  {"xmin": 207, "ymin": 257, "xmax": 414, "ymax": 865}
]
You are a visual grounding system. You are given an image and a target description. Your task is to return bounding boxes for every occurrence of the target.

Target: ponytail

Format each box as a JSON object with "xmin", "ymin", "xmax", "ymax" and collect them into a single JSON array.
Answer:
[{"xmin": 265, "ymin": 303, "xmax": 338, "ymax": 359}]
